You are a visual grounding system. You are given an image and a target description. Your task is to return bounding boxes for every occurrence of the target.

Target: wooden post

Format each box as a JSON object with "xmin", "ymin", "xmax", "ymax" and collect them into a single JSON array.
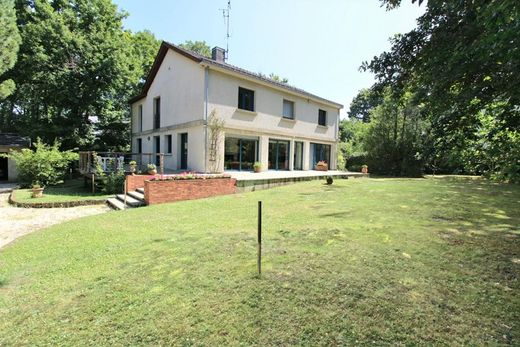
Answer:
[
  {"xmin": 91, "ymin": 173, "xmax": 95, "ymax": 193},
  {"xmin": 258, "ymin": 201, "xmax": 262, "ymax": 276}
]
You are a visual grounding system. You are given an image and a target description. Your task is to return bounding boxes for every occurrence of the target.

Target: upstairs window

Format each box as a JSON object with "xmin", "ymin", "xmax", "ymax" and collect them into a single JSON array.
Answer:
[
  {"xmin": 138, "ymin": 104, "xmax": 143, "ymax": 132},
  {"xmin": 153, "ymin": 97, "xmax": 161, "ymax": 129},
  {"xmin": 318, "ymin": 109, "xmax": 327, "ymax": 126},
  {"xmin": 282, "ymin": 99, "xmax": 295, "ymax": 119},
  {"xmin": 238, "ymin": 87, "xmax": 255, "ymax": 112}
]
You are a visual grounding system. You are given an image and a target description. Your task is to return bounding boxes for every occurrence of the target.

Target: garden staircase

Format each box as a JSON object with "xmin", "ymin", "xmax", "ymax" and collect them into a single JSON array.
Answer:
[{"xmin": 107, "ymin": 188, "xmax": 146, "ymax": 210}]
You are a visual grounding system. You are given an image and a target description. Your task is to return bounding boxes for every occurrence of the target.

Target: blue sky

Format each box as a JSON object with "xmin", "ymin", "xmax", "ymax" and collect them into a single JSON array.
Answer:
[{"xmin": 113, "ymin": 0, "xmax": 424, "ymax": 117}]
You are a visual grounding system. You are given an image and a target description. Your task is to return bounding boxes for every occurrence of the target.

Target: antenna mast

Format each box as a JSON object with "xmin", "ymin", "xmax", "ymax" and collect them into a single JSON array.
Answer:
[{"xmin": 220, "ymin": 0, "xmax": 231, "ymax": 61}]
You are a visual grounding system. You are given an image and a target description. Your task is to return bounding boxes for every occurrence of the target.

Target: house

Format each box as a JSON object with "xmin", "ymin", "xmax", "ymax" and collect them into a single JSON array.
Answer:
[
  {"xmin": 129, "ymin": 42, "xmax": 343, "ymax": 173},
  {"xmin": 0, "ymin": 134, "xmax": 30, "ymax": 182}
]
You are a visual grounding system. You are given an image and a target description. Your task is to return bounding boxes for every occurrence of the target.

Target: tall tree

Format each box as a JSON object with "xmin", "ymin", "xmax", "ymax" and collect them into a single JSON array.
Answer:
[
  {"xmin": 0, "ymin": 0, "xmax": 159, "ymax": 151},
  {"xmin": 179, "ymin": 40, "xmax": 211, "ymax": 58},
  {"xmin": 0, "ymin": 0, "xmax": 21, "ymax": 99},
  {"xmin": 348, "ymin": 88, "xmax": 382, "ymax": 123},
  {"xmin": 363, "ymin": 0, "xmax": 520, "ymax": 181}
]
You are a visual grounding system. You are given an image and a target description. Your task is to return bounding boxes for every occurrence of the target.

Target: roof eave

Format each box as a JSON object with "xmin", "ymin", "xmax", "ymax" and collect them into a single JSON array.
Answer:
[{"xmin": 200, "ymin": 60, "xmax": 344, "ymax": 109}]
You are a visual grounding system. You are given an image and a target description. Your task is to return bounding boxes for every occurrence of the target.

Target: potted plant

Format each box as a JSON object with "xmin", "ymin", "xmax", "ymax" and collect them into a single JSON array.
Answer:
[
  {"xmin": 147, "ymin": 163, "xmax": 157, "ymax": 175},
  {"xmin": 253, "ymin": 162, "xmax": 262, "ymax": 173},
  {"xmin": 31, "ymin": 182, "xmax": 44, "ymax": 198},
  {"xmin": 129, "ymin": 160, "xmax": 137, "ymax": 174},
  {"xmin": 315, "ymin": 160, "xmax": 328, "ymax": 171},
  {"xmin": 361, "ymin": 165, "xmax": 368, "ymax": 174}
]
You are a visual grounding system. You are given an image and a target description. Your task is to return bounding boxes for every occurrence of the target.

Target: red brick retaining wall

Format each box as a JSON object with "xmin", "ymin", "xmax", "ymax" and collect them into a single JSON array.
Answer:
[
  {"xmin": 126, "ymin": 174, "xmax": 156, "ymax": 192},
  {"xmin": 144, "ymin": 178, "xmax": 236, "ymax": 205}
]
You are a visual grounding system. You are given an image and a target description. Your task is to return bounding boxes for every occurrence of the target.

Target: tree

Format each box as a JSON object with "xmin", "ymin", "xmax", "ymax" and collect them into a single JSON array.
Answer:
[
  {"xmin": 347, "ymin": 88, "xmax": 382, "ymax": 123},
  {"xmin": 179, "ymin": 40, "xmax": 211, "ymax": 58},
  {"xmin": 363, "ymin": 89, "xmax": 428, "ymax": 176},
  {"xmin": 268, "ymin": 73, "xmax": 288, "ymax": 84},
  {"xmin": 258, "ymin": 72, "xmax": 289, "ymax": 84},
  {"xmin": 0, "ymin": 0, "xmax": 21, "ymax": 99},
  {"xmin": 0, "ymin": 0, "xmax": 160, "ymax": 152},
  {"xmin": 362, "ymin": 0, "xmax": 520, "ymax": 181}
]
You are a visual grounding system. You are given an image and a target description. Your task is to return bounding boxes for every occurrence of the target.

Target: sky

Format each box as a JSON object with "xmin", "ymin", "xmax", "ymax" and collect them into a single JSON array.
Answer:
[{"xmin": 112, "ymin": 0, "xmax": 425, "ymax": 118}]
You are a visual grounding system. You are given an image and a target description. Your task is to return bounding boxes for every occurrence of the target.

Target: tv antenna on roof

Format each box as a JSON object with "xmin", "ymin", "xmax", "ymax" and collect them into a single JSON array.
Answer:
[{"xmin": 220, "ymin": 0, "xmax": 231, "ymax": 62}]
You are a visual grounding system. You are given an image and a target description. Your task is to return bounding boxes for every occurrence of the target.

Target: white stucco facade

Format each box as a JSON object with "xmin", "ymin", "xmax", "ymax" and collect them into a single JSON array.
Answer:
[{"xmin": 130, "ymin": 43, "xmax": 342, "ymax": 173}]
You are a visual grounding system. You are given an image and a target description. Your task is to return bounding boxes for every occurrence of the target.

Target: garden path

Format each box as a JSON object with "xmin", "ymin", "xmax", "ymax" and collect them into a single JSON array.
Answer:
[{"xmin": 0, "ymin": 192, "xmax": 110, "ymax": 249}]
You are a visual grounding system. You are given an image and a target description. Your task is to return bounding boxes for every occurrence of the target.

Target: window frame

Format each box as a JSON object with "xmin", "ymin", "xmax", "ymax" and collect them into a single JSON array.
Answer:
[
  {"xmin": 238, "ymin": 87, "xmax": 255, "ymax": 112},
  {"xmin": 153, "ymin": 97, "xmax": 161, "ymax": 129},
  {"xmin": 166, "ymin": 134, "xmax": 172, "ymax": 154},
  {"xmin": 282, "ymin": 99, "xmax": 295, "ymax": 119},
  {"xmin": 138, "ymin": 104, "xmax": 143, "ymax": 132},
  {"xmin": 318, "ymin": 109, "xmax": 327, "ymax": 126}
]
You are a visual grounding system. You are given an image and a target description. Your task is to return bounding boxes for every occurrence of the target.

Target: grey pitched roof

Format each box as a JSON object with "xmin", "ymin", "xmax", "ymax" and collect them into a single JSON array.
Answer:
[
  {"xmin": 0, "ymin": 134, "xmax": 31, "ymax": 147},
  {"xmin": 130, "ymin": 41, "xmax": 343, "ymax": 109}
]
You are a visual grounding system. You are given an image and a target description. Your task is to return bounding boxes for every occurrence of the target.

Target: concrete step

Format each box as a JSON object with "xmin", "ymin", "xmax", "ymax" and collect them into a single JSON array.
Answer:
[
  {"xmin": 107, "ymin": 197, "xmax": 126, "ymax": 210},
  {"xmin": 115, "ymin": 194, "xmax": 145, "ymax": 207},
  {"xmin": 136, "ymin": 187, "xmax": 144, "ymax": 194},
  {"xmin": 128, "ymin": 191, "xmax": 145, "ymax": 201}
]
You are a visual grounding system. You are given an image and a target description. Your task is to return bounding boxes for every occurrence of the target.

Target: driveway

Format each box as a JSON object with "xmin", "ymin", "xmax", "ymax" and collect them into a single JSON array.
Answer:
[{"xmin": 0, "ymin": 192, "xmax": 111, "ymax": 249}]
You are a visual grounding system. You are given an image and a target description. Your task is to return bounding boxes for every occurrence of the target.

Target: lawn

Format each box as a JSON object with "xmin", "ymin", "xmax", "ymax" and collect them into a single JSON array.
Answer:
[
  {"xmin": 0, "ymin": 177, "xmax": 518, "ymax": 346},
  {"xmin": 13, "ymin": 178, "xmax": 112, "ymax": 203}
]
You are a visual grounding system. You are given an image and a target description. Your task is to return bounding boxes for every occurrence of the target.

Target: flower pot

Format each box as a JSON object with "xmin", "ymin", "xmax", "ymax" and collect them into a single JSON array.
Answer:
[
  {"xmin": 148, "ymin": 169, "xmax": 157, "ymax": 175},
  {"xmin": 129, "ymin": 165, "xmax": 137, "ymax": 174},
  {"xmin": 31, "ymin": 187, "xmax": 44, "ymax": 198},
  {"xmin": 361, "ymin": 167, "xmax": 368, "ymax": 174},
  {"xmin": 254, "ymin": 166, "xmax": 261, "ymax": 173},
  {"xmin": 315, "ymin": 163, "xmax": 328, "ymax": 171}
]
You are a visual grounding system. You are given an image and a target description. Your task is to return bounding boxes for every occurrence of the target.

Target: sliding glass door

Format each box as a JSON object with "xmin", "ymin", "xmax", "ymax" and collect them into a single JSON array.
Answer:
[
  {"xmin": 224, "ymin": 137, "xmax": 258, "ymax": 171},
  {"xmin": 294, "ymin": 141, "xmax": 303, "ymax": 170},
  {"xmin": 268, "ymin": 139, "xmax": 290, "ymax": 170},
  {"xmin": 310, "ymin": 143, "xmax": 331, "ymax": 168}
]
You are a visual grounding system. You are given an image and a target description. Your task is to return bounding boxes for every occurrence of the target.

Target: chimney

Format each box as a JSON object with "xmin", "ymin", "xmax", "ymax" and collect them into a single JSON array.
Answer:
[{"xmin": 211, "ymin": 47, "xmax": 226, "ymax": 62}]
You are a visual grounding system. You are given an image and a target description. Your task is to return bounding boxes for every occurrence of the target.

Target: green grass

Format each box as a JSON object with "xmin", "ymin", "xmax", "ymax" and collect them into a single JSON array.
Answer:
[
  {"xmin": 1, "ymin": 177, "xmax": 519, "ymax": 346},
  {"xmin": 14, "ymin": 179, "xmax": 112, "ymax": 203}
]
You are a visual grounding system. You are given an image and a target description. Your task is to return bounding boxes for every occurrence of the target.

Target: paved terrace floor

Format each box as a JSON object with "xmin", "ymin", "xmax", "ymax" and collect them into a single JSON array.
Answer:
[{"xmin": 227, "ymin": 170, "xmax": 364, "ymax": 181}]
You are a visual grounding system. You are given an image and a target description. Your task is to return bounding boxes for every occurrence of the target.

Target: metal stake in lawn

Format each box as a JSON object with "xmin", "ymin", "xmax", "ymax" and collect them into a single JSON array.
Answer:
[{"xmin": 257, "ymin": 200, "xmax": 262, "ymax": 276}]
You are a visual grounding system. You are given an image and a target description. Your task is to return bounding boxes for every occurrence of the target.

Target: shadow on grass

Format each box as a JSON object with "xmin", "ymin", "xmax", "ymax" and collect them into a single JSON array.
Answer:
[{"xmin": 43, "ymin": 179, "xmax": 107, "ymax": 198}]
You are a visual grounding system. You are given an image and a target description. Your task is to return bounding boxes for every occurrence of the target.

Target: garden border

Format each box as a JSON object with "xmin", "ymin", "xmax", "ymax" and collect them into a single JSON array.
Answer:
[{"xmin": 8, "ymin": 190, "xmax": 108, "ymax": 208}]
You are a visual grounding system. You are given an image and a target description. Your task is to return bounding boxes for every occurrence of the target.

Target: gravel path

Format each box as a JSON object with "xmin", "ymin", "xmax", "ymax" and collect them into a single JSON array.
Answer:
[{"xmin": 0, "ymin": 192, "xmax": 111, "ymax": 249}]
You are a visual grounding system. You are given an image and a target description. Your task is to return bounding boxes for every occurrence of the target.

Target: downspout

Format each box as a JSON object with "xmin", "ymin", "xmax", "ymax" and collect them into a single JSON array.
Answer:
[{"xmin": 204, "ymin": 66, "xmax": 209, "ymax": 173}]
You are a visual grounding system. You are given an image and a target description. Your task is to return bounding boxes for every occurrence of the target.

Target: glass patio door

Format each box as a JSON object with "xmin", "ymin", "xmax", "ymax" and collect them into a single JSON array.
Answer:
[
  {"xmin": 224, "ymin": 137, "xmax": 258, "ymax": 171},
  {"xmin": 268, "ymin": 139, "xmax": 290, "ymax": 170},
  {"xmin": 294, "ymin": 141, "xmax": 303, "ymax": 170}
]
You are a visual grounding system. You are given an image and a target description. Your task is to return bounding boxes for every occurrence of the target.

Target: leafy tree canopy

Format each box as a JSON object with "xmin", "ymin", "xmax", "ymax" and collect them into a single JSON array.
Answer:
[
  {"xmin": 179, "ymin": 40, "xmax": 211, "ymax": 58},
  {"xmin": 359, "ymin": 0, "xmax": 520, "ymax": 181},
  {"xmin": 347, "ymin": 88, "xmax": 382, "ymax": 123},
  {"xmin": 0, "ymin": 0, "xmax": 160, "ymax": 151},
  {"xmin": 258, "ymin": 72, "xmax": 289, "ymax": 84},
  {"xmin": 0, "ymin": 0, "xmax": 21, "ymax": 99}
]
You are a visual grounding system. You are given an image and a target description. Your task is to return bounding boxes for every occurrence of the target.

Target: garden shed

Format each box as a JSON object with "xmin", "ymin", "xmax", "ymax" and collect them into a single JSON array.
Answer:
[{"xmin": 0, "ymin": 133, "xmax": 30, "ymax": 182}]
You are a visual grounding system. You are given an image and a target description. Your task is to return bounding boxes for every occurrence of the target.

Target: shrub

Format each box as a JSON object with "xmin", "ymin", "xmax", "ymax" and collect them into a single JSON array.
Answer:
[
  {"xmin": 4, "ymin": 138, "xmax": 78, "ymax": 187},
  {"xmin": 102, "ymin": 170, "xmax": 125, "ymax": 194}
]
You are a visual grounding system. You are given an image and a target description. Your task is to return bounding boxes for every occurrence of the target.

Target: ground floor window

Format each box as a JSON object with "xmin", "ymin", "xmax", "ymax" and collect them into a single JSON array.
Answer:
[
  {"xmin": 268, "ymin": 139, "xmax": 290, "ymax": 170},
  {"xmin": 310, "ymin": 143, "xmax": 331, "ymax": 168},
  {"xmin": 224, "ymin": 137, "xmax": 258, "ymax": 171}
]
